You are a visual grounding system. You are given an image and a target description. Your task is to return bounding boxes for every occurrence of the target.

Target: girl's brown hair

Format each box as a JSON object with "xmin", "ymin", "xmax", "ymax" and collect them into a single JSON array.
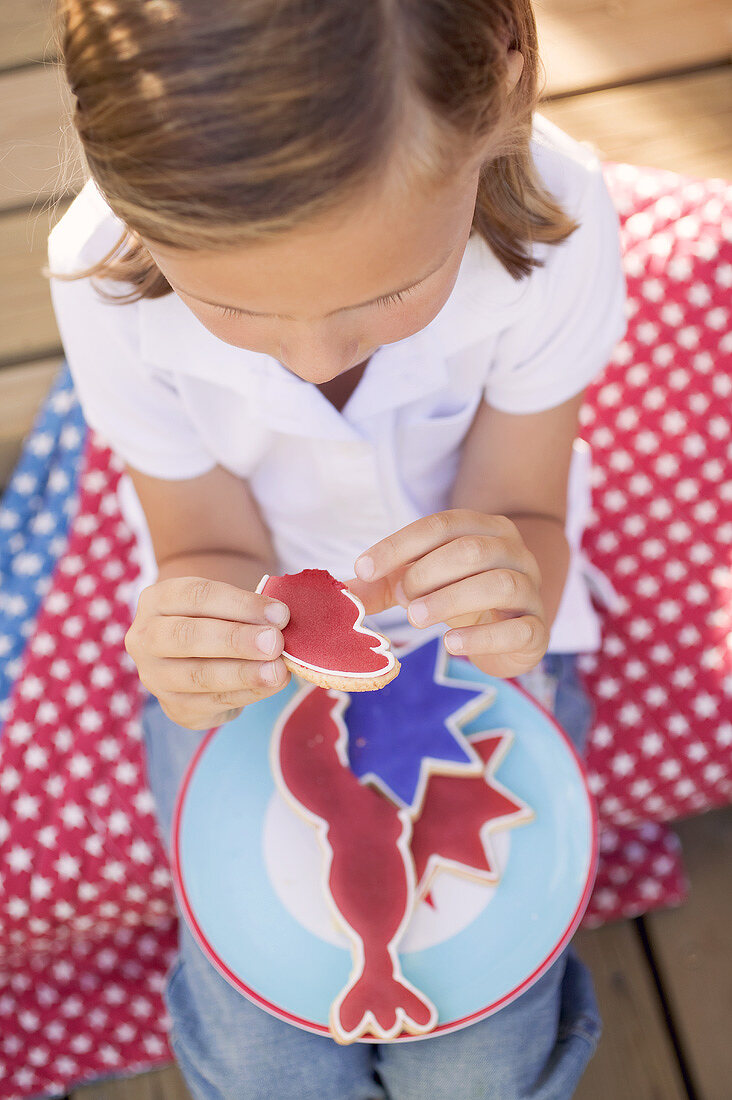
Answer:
[{"xmin": 52, "ymin": 0, "xmax": 576, "ymax": 302}]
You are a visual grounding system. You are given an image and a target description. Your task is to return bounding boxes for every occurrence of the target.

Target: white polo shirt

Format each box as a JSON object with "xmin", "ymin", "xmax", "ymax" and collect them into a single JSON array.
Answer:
[{"xmin": 48, "ymin": 115, "xmax": 626, "ymax": 652}]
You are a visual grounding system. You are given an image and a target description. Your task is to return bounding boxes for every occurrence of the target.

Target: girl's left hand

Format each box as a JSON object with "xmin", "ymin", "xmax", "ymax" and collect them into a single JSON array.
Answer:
[{"xmin": 347, "ymin": 510, "xmax": 549, "ymax": 679}]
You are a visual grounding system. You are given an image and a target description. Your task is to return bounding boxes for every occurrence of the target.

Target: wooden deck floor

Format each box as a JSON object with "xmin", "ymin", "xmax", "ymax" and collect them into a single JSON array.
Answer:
[{"xmin": 0, "ymin": 0, "xmax": 731, "ymax": 1097}]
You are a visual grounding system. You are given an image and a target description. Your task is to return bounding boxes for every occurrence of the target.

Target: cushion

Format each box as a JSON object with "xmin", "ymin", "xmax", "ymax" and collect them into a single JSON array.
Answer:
[
  {"xmin": 580, "ymin": 162, "xmax": 731, "ymax": 923},
  {"xmin": 0, "ymin": 161, "xmax": 729, "ymax": 1094}
]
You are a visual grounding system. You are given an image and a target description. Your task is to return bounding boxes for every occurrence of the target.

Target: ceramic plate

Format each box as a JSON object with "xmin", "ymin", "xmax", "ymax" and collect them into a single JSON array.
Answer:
[{"xmin": 172, "ymin": 637, "xmax": 597, "ymax": 1040}]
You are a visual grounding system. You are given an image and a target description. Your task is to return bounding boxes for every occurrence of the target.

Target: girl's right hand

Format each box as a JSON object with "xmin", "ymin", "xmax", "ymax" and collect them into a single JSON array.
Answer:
[{"xmin": 125, "ymin": 577, "xmax": 291, "ymax": 730}]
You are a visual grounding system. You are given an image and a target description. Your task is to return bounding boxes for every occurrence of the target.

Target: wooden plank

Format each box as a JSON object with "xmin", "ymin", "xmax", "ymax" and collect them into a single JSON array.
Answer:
[
  {"xmin": 0, "ymin": 204, "xmax": 65, "ymax": 368},
  {"xmin": 0, "ymin": 63, "xmax": 82, "ymax": 211},
  {"xmin": 71, "ymin": 1064, "xmax": 192, "ymax": 1100},
  {"xmin": 0, "ymin": 0, "xmax": 55, "ymax": 70},
  {"xmin": 572, "ymin": 924, "xmax": 687, "ymax": 1100},
  {"xmin": 644, "ymin": 808, "xmax": 732, "ymax": 1100},
  {"xmin": 536, "ymin": 0, "xmax": 732, "ymax": 97},
  {"xmin": 0, "ymin": 357, "xmax": 62, "ymax": 488},
  {"xmin": 542, "ymin": 67, "xmax": 732, "ymax": 178}
]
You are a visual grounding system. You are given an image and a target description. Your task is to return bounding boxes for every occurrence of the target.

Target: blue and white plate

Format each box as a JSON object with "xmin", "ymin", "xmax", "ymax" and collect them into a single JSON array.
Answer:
[{"xmin": 172, "ymin": 637, "xmax": 598, "ymax": 1040}]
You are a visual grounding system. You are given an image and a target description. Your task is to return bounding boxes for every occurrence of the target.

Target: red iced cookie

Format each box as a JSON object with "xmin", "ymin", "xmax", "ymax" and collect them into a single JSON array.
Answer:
[
  {"xmin": 256, "ymin": 569, "xmax": 400, "ymax": 691},
  {"xmin": 272, "ymin": 686, "xmax": 437, "ymax": 1042}
]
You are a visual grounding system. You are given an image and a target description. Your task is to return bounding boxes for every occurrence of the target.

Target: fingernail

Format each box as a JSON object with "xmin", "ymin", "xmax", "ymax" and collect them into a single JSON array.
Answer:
[
  {"xmin": 256, "ymin": 628, "xmax": 277, "ymax": 656},
  {"xmin": 445, "ymin": 631, "xmax": 463, "ymax": 653},
  {"xmin": 354, "ymin": 554, "xmax": 375, "ymax": 581},
  {"xmin": 408, "ymin": 600, "xmax": 429, "ymax": 627},
  {"xmin": 264, "ymin": 601, "xmax": 289, "ymax": 627},
  {"xmin": 261, "ymin": 660, "xmax": 281, "ymax": 686}
]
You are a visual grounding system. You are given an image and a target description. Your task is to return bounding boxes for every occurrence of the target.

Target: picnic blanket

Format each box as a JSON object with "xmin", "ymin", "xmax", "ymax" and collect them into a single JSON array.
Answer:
[{"xmin": 0, "ymin": 162, "xmax": 729, "ymax": 1097}]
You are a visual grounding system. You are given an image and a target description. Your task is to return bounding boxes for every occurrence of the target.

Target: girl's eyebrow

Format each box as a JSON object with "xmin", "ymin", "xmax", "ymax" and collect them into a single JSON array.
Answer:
[{"xmin": 171, "ymin": 249, "xmax": 455, "ymax": 318}]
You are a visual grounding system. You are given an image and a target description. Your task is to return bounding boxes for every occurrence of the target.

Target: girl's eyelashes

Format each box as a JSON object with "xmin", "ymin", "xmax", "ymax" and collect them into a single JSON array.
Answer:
[
  {"xmin": 217, "ymin": 304, "xmax": 254, "ymax": 319},
  {"xmin": 373, "ymin": 287, "xmax": 412, "ymax": 309},
  {"xmin": 213, "ymin": 281, "xmax": 420, "ymax": 320}
]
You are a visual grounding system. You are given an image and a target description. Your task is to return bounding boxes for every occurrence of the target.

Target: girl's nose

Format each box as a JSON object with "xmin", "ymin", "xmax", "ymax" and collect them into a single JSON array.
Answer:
[{"xmin": 278, "ymin": 324, "xmax": 361, "ymax": 383}]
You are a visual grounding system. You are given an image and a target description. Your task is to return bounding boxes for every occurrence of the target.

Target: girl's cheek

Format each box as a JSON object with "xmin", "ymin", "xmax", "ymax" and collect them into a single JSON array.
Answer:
[
  {"xmin": 368, "ymin": 301, "xmax": 439, "ymax": 345},
  {"xmin": 183, "ymin": 308, "xmax": 277, "ymax": 355},
  {"xmin": 368, "ymin": 277, "xmax": 460, "ymax": 346}
]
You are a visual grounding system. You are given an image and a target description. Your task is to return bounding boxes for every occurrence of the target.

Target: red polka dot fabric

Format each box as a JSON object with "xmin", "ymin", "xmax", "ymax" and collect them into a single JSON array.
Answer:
[
  {"xmin": 0, "ymin": 443, "xmax": 179, "ymax": 1096},
  {"xmin": 579, "ymin": 163, "xmax": 731, "ymax": 924},
  {"xmin": 0, "ymin": 163, "xmax": 729, "ymax": 1096}
]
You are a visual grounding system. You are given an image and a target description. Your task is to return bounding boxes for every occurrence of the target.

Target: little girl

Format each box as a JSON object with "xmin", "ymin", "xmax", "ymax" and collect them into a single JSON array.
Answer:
[{"xmin": 48, "ymin": 0, "xmax": 625, "ymax": 1096}]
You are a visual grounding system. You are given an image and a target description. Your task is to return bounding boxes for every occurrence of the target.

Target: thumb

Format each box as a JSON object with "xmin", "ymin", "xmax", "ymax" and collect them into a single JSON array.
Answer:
[{"xmin": 344, "ymin": 574, "xmax": 395, "ymax": 616}]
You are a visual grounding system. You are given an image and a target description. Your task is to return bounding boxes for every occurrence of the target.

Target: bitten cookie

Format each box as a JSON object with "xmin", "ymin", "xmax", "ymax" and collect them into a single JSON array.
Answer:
[{"xmin": 256, "ymin": 568, "xmax": 400, "ymax": 691}]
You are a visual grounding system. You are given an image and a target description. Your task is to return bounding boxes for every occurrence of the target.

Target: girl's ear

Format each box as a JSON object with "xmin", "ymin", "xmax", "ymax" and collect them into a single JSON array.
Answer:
[{"xmin": 506, "ymin": 49, "xmax": 524, "ymax": 93}]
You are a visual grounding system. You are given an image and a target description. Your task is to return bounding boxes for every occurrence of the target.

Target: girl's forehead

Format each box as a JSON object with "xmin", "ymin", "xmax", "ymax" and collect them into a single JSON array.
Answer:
[{"xmin": 146, "ymin": 160, "xmax": 480, "ymax": 315}]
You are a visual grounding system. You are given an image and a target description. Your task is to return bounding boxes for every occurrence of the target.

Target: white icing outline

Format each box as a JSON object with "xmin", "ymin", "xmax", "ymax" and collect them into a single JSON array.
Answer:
[
  {"xmin": 270, "ymin": 685, "xmax": 438, "ymax": 1044},
  {"xmin": 413, "ymin": 728, "xmax": 535, "ymax": 900},
  {"xmin": 256, "ymin": 573, "xmax": 396, "ymax": 679}
]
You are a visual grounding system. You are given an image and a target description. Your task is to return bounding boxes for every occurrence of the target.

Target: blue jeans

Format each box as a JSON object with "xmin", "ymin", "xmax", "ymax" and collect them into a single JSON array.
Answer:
[{"xmin": 142, "ymin": 653, "xmax": 600, "ymax": 1100}]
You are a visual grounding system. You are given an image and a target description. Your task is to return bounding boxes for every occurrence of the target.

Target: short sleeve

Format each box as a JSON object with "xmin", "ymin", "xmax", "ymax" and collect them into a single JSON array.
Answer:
[
  {"xmin": 48, "ymin": 271, "xmax": 218, "ymax": 481},
  {"xmin": 484, "ymin": 165, "xmax": 627, "ymax": 414}
]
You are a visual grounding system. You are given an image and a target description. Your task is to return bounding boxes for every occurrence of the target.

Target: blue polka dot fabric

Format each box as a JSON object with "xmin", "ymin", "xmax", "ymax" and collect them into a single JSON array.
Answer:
[{"xmin": 0, "ymin": 364, "xmax": 88, "ymax": 730}]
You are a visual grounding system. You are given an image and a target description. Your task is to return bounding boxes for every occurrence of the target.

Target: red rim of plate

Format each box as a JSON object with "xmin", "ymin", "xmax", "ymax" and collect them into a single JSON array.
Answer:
[{"xmin": 170, "ymin": 677, "xmax": 599, "ymax": 1040}]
